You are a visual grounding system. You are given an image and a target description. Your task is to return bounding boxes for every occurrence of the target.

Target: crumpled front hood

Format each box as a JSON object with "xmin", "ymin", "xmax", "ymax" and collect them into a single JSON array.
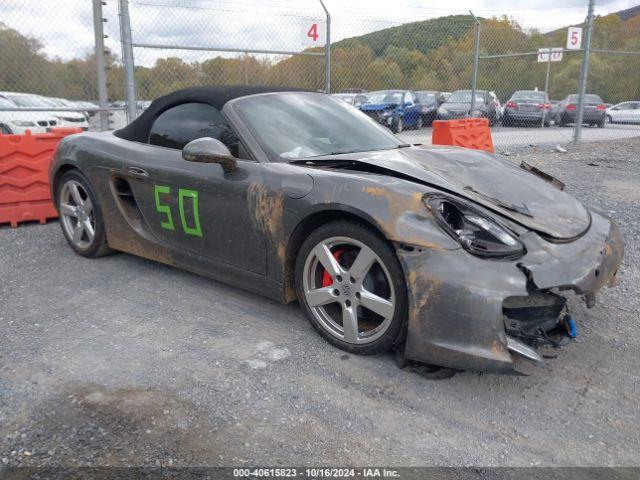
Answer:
[
  {"xmin": 305, "ymin": 146, "xmax": 591, "ymax": 240},
  {"xmin": 360, "ymin": 102, "xmax": 397, "ymax": 112}
]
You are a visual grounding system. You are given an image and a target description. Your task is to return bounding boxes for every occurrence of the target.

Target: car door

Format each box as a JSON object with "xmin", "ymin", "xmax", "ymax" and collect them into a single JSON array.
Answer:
[
  {"xmin": 122, "ymin": 102, "xmax": 268, "ymax": 275},
  {"xmin": 402, "ymin": 92, "xmax": 418, "ymax": 126},
  {"xmin": 410, "ymin": 92, "xmax": 422, "ymax": 124}
]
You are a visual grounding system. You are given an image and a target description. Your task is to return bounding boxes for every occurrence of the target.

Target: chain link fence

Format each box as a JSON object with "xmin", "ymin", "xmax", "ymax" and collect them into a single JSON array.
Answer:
[{"xmin": 0, "ymin": 0, "xmax": 639, "ymax": 147}]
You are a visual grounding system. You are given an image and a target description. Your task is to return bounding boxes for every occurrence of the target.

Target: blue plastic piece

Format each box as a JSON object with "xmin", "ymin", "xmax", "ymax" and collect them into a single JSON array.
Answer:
[{"xmin": 564, "ymin": 315, "xmax": 578, "ymax": 338}]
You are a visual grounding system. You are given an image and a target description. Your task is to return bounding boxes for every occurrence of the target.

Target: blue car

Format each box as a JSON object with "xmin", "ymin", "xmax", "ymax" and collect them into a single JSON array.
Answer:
[{"xmin": 359, "ymin": 90, "xmax": 423, "ymax": 133}]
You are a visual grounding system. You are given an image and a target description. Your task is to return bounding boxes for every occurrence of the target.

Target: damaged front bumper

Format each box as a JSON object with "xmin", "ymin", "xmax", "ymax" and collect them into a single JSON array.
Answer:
[{"xmin": 397, "ymin": 211, "xmax": 624, "ymax": 374}]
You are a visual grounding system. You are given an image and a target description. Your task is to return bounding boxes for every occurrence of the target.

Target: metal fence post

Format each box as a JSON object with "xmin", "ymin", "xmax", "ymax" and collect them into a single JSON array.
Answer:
[
  {"xmin": 574, "ymin": 0, "xmax": 596, "ymax": 144},
  {"xmin": 118, "ymin": 0, "xmax": 137, "ymax": 123},
  {"xmin": 92, "ymin": 0, "xmax": 110, "ymax": 131},
  {"xmin": 542, "ymin": 48, "xmax": 552, "ymax": 127},
  {"xmin": 469, "ymin": 11, "xmax": 480, "ymax": 116},
  {"xmin": 319, "ymin": 0, "xmax": 331, "ymax": 94}
]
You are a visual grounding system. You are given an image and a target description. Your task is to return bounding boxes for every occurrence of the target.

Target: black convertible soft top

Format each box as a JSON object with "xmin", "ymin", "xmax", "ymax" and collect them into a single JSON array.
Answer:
[{"xmin": 114, "ymin": 85, "xmax": 300, "ymax": 143}]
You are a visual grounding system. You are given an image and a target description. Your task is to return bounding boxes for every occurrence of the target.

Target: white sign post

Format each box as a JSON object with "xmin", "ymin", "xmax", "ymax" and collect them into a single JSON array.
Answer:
[
  {"xmin": 537, "ymin": 48, "xmax": 563, "ymax": 62},
  {"xmin": 566, "ymin": 26, "xmax": 583, "ymax": 50},
  {"xmin": 301, "ymin": 19, "xmax": 326, "ymax": 47}
]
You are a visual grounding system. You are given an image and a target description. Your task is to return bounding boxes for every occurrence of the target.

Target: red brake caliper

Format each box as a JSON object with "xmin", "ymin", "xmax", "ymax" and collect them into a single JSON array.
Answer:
[{"xmin": 321, "ymin": 248, "xmax": 344, "ymax": 287}]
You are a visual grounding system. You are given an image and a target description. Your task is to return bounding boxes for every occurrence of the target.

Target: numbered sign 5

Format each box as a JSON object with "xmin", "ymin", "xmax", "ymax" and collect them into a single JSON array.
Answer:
[
  {"xmin": 566, "ymin": 26, "xmax": 582, "ymax": 50},
  {"xmin": 301, "ymin": 19, "xmax": 326, "ymax": 46}
]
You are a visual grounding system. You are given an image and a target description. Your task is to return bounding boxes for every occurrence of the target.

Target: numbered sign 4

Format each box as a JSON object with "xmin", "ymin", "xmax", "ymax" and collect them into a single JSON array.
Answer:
[{"xmin": 301, "ymin": 19, "xmax": 326, "ymax": 46}]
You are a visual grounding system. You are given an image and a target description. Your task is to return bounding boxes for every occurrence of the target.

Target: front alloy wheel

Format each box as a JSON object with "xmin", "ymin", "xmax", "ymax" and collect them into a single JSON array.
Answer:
[{"xmin": 296, "ymin": 221, "xmax": 407, "ymax": 354}]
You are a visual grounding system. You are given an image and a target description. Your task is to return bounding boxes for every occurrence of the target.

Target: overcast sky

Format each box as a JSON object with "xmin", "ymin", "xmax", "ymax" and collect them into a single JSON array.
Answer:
[{"xmin": 2, "ymin": 0, "xmax": 638, "ymax": 65}]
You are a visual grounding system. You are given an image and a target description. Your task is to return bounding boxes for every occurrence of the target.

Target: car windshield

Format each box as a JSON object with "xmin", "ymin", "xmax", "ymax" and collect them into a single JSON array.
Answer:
[
  {"xmin": 447, "ymin": 91, "xmax": 485, "ymax": 103},
  {"xmin": 568, "ymin": 94, "xmax": 602, "ymax": 103},
  {"xmin": 233, "ymin": 92, "xmax": 404, "ymax": 161},
  {"xmin": 417, "ymin": 92, "xmax": 437, "ymax": 105},
  {"xmin": 0, "ymin": 97, "xmax": 15, "ymax": 108},
  {"xmin": 6, "ymin": 94, "xmax": 53, "ymax": 108},
  {"xmin": 365, "ymin": 91, "xmax": 403, "ymax": 104},
  {"xmin": 512, "ymin": 91, "xmax": 546, "ymax": 101}
]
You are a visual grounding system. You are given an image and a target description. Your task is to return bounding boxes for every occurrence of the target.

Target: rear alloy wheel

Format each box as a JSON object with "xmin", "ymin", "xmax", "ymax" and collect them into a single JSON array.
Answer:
[
  {"xmin": 296, "ymin": 221, "xmax": 407, "ymax": 354},
  {"xmin": 415, "ymin": 116, "xmax": 423, "ymax": 129},
  {"xmin": 57, "ymin": 170, "xmax": 111, "ymax": 258}
]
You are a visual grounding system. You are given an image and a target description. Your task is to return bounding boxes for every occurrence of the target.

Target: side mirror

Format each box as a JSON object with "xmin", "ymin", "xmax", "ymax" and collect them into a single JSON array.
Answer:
[{"xmin": 182, "ymin": 137, "xmax": 237, "ymax": 173}]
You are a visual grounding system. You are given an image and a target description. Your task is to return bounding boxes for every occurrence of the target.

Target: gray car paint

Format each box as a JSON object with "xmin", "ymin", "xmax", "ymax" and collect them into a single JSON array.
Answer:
[{"xmin": 49, "ymin": 92, "xmax": 624, "ymax": 374}]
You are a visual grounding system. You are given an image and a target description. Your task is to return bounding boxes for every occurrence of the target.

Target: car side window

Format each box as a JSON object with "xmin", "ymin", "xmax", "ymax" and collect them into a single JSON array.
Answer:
[
  {"xmin": 404, "ymin": 93, "xmax": 413, "ymax": 106},
  {"xmin": 149, "ymin": 102, "xmax": 244, "ymax": 158}
]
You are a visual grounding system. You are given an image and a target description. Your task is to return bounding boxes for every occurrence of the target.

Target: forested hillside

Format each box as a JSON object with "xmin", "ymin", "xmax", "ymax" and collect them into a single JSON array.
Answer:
[{"xmin": 1, "ymin": 8, "xmax": 638, "ymax": 103}]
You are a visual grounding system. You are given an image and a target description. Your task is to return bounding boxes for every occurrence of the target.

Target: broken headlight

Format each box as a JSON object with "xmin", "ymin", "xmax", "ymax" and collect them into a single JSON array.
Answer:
[{"xmin": 428, "ymin": 197, "xmax": 525, "ymax": 259}]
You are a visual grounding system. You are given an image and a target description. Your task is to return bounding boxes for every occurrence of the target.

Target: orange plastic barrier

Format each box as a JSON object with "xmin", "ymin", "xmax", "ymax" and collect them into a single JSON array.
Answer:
[
  {"xmin": 0, "ymin": 128, "xmax": 82, "ymax": 227},
  {"xmin": 432, "ymin": 118, "xmax": 494, "ymax": 153}
]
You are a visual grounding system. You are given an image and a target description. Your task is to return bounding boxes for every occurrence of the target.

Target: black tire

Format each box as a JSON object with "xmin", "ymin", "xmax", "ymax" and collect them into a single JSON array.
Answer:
[
  {"xmin": 0, "ymin": 124, "xmax": 12, "ymax": 135},
  {"xmin": 556, "ymin": 114, "xmax": 565, "ymax": 127},
  {"xmin": 295, "ymin": 220, "xmax": 408, "ymax": 355},
  {"xmin": 415, "ymin": 116, "xmax": 423, "ymax": 130},
  {"xmin": 606, "ymin": 115, "xmax": 613, "ymax": 124},
  {"xmin": 56, "ymin": 169, "xmax": 112, "ymax": 258},
  {"xmin": 598, "ymin": 118, "xmax": 606, "ymax": 128}
]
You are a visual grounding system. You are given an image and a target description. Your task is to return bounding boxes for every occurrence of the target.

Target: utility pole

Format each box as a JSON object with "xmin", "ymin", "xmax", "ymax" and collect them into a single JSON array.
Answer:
[
  {"xmin": 92, "ymin": 0, "xmax": 110, "ymax": 131},
  {"xmin": 118, "ymin": 0, "xmax": 137, "ymax": 123},
  {"xmin": 319, "ymin": 0, "xmax": 331, "ymax": 94},
  {"xmin": 574, "ymin": 0, "xmax": 596, "ymax": 144},
  {"xmin": 542, "ymin": 48, "xmax": 552, "ymax": 127},
  {"xmin": 469, "ymin": 11, "xmax": 481, "ymax": 116}
]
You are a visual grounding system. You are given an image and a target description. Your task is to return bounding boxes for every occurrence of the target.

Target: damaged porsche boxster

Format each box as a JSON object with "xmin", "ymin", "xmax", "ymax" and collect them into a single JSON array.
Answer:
[{"xmin": 49, "ymin": 86, "xmax": 624, "ymax": 374}]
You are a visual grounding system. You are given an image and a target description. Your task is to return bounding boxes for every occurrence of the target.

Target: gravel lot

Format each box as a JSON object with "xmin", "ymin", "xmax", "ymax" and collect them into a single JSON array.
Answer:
[{"xmin": 1, "ymin": 138, "xmax": 639, "ymax": 468}]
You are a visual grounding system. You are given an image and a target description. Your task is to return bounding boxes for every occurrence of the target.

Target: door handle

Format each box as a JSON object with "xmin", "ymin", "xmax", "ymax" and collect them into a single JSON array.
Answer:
[{"xmin": 126, "ymin": 166, "xmax": 149, "ymax": 178}]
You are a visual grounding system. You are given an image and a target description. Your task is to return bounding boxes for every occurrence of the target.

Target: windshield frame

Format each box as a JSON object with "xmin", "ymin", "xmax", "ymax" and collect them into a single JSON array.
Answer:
[{"xmin": 224, "ymin": 91, "xmax": 405, "ymax": 163}]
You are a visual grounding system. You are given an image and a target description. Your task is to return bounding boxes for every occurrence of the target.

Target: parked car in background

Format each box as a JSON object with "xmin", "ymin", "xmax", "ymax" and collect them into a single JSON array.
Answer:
[
  {"xmin": 549, "ymin": 100, "xmax": 561, "ymax": 120},
  {"xmin": 359, "ymin": 90, "xmax": 423, "ymax": 133},
  {"xmin": 436, "ymin": 90, "xmax": 500, "ymax": 125},
  {"xmin": 606, "ymin": 101, "xmax": 640, "ymax": 124},
  {"xmin": 331, "ymin": 93, "xmax": 368, "ymax": 107},
  {"xmin": 555, "ymin": 94, "xmax": 607, "ymax": 128},
  {"xmin": 1, "ymin": 92, "xmax": 89, "ymax": 131},
  {"xmin": 73, "ymin": 100, "xmax": 99, "ymax": 118},
  {"xmin": 136, "ymin": 100, "xmax": 152, "ymax": 111},
  {"xmin": 415, "ymin": 90, "xmax": 445, "ymax": 126},
  {"xmin": 44, "ymin": 97, "xmax": 92, "ymax": 127},
  {"xmin": 502, "ymin": 90, "xmax": 551, "ymax": 127},
  {"xmin": 0, "ymin": 94, "xmax": 59, "ymax": 134}
]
